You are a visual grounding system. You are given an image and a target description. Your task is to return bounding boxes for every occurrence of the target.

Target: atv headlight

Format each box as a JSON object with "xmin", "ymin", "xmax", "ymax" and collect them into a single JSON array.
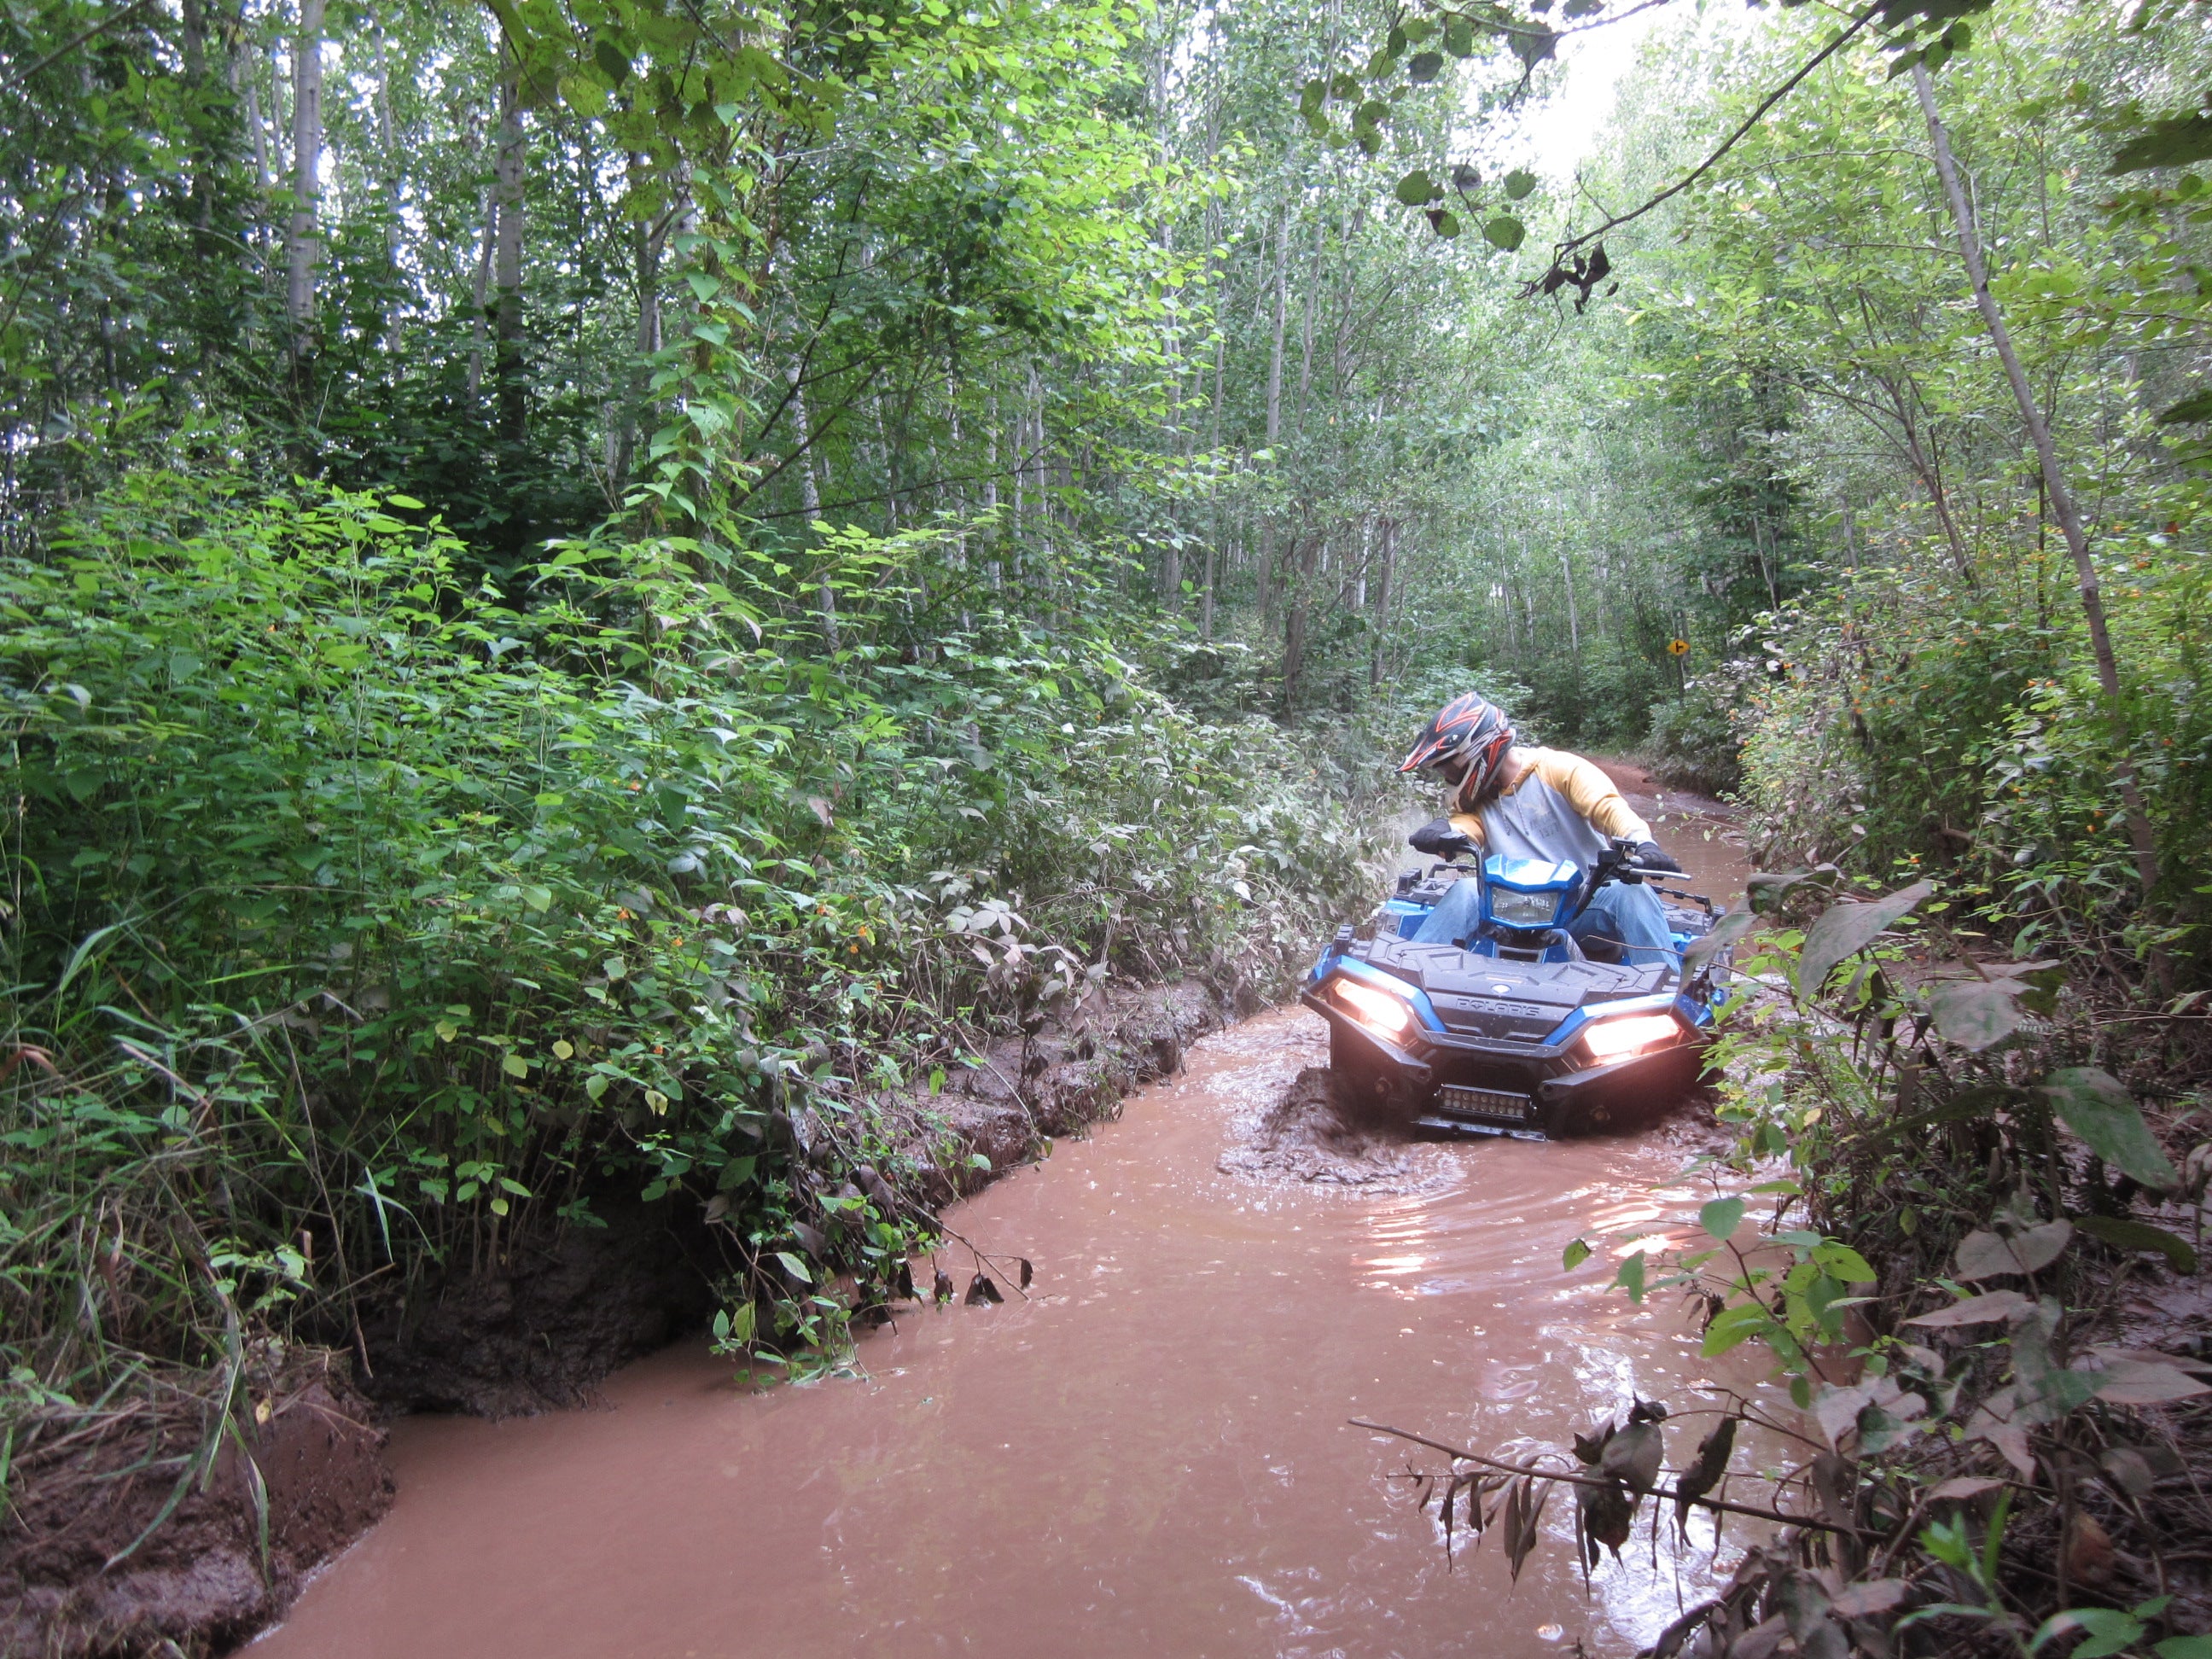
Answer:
[
  {"xmin": 1334, "ymin": 978, "xmax": 1412, "ymax": 1039},
  {"xmin": 1580, "ymin": 1012, "xmax": 1683, "ymax": 1062},
  {"xmin": 1488, "ymin": 886, "xmax": 1563, "ymax": 928}
]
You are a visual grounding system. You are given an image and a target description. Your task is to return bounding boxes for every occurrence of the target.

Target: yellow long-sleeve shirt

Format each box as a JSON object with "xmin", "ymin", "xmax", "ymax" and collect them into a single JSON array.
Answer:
[{"xmin": 1446, "ymin": 747, "xmax": 1650, "ymax": 849}]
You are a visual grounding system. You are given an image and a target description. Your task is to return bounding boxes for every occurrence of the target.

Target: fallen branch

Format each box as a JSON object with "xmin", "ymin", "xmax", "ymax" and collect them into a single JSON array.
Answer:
[{"xmin": 1348, "ymin": 1417, "xmax": 1877, "ymax": 1539}]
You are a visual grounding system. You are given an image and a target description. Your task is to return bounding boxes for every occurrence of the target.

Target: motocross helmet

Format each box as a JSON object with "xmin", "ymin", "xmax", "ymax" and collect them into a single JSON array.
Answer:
[{"xmin": 1400, "ymin": 693, "xmax": 1516, "ymax": 806}]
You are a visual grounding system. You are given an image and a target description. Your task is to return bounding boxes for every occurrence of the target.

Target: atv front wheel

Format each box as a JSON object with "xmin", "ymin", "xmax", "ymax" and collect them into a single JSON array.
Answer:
[{"xmin": 1328, "ymin": 1022, "xmax": 1404, "ymax": 1123}]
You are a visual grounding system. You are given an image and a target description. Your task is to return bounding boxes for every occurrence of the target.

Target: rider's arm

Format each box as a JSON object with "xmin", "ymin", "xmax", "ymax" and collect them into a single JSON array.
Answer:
[
  {"xmin": 1528, "ymin": 750, "xmax": 1651, "ymax": 843},
  {"xmin": 1446, "ymin": 811, "xmax": 1487, "ymax": 847}
]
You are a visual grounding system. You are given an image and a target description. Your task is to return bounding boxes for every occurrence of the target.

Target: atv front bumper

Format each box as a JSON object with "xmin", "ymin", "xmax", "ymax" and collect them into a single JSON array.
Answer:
[{"xmin": 1300, "ymin": 991, "xmax": 1708, "ymax": 1138}]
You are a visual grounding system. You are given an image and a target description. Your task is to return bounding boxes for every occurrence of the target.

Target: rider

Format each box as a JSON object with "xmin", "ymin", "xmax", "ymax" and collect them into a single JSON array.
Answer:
[{"xmin": 1399, "ymin": 693, "xmax": 1684, "ymax": 966}]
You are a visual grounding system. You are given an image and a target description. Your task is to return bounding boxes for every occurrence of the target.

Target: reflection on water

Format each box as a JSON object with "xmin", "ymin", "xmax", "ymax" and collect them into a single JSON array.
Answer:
[{"xmin": 255, "ymin": 806, "xmax": 1769, "ymax": 1659}]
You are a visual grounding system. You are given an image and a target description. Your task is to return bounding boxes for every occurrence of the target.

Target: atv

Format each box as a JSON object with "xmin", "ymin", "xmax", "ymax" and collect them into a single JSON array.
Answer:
[{"xmin": 1301, "ymin": 836, "xmax": 1732, "ymax": 1139}]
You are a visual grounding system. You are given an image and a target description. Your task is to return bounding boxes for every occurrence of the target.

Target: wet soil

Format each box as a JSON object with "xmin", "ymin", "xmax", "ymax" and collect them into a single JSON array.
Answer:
[
  {"xmin": 1, "ymin": 1354, "xmax": 391, "ymax": 1659},
  {"xmin": 247, "ymin": 792, "xmax": 1764, "ymax": 1659}
]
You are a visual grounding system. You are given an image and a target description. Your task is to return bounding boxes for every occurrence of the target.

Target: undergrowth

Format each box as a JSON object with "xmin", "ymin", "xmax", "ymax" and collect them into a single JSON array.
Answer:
[{"xmin": 0, "ymin": 472, "xmax": 1389, "ymax": 1463}]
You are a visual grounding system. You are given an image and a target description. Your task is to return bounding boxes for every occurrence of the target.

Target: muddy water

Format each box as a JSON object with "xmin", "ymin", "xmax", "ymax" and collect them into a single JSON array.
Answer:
[{"xmin": 258, "ymin": 786, "xmax": 1762, "ymax": 1659}]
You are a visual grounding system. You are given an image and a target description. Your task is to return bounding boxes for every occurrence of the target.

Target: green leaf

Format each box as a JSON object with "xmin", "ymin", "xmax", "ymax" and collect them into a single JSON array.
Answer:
[
  {"xmin": 592, "ymin": 38, "xmax": 632, "ymax": 84},
  {"xmin": 1406, "ymin": 50, "xmax": 1445, "ymax": 84},
  {"xmin": 1426, "ymin": 208, "xmax": 1461, "ymax": 239},
  {"xmin": 2157, "ymin": 389, "xmax": 2212, "ymax": 424},
  {"xmin": 1796, "ymin": 880, "xmax": 1931, "ymax": 998},
  {"xmin": 385, "ymin": 492, "xmax": 425, "ymax": 509},
  {"xmin": 1615, "ymin": 1249, "xmax": 1647, "ymax": 1303},
  {"xmin": 2038, "ymin": 1068, "xmax": 2179, "ymax": 1190},
  {"xmin": 1395, "ymin": 168, "xmax": 1441, "ymax": 207},
  {"xmin": 558, "ymin": 73, "xmax": 607, "ymax": 118},
  {"xmin": 502, "ymin": 1053, "xmax": 529, "ymax": 1078},
  {"xmin": 2156, "ymin": 1638, "xmax": 2212, "ymax": 1659},
  {"xmin": 1926, "ymin": 975, "xmax": 2029, "ymax": 1051},
  {"xmin": 2032, "ymin": 1610, "xmax": 2145, "ymax": 1659},
  {"xmin": 712, "ymin": 1308, "xmax": 731, "ymax": 1340},
  {"xmin": 1700, "ymin": 1197, "xmax": 1745, "ymax": 1240},
  {"xmin": 2077, "ymin": 1214, "xmax": 2197, "ymax": 1273},
  {"xmin": 2112, "ymin": 113, "xmax": 2212, "ymax": 174},
  {"xmin": 1507, "ymin": 24, "xmax": 1556, "ymax": 67},
  {"xmin": 1684, "ymin": 907, "xmax": 1755, "ymax": 975},
  {"xmin": 776, "ymin": 1250, "xmax": 813, "ymax": 1284},
  {"xmin": 1563, "ymin": 1237, "xmax": 1592, "ymax": 1271},
  {"xmin": 1504, "ymin": 168, "xmax": 1537, "ymax": 200},
  {"xmin": 522, "ymin": 884, "xmax": 553, "ymax": 913},
  {"xmin": 1813, "ymin": 1241, "xmax": 1877, "ymax": 1284},
  {"xmin": 1443, "ymin": 18, "xmax": 1476, "ymax": 56},
  {"xmin": 1701, "ymin": 1301, "xmax": 1773, "ymax": 1356},
  {"xmin": 1482, "ymin": 215, "xmax": 1526, "ymax": 252}
]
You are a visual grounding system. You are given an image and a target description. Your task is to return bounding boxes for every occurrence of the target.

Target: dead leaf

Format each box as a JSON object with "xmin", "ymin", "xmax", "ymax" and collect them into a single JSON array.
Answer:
[
  {"xmin": 932, "ymin": 1268, "xmax": 955, "ymax": 1303},
  {"xmin": 1904, "ymin": 1289, "xmax": 2035, "ymax": 1327},
  {"xmin": 1504, "ymin": 1476, "xmax": 1550, "ymax": 1583},
  {"xmin": 1579, "ymin": 1478, "xmax": 1635, "ymax": 1559},
  {"xmin": 1675, "ymin": 1416, "xmax": 1738, "ymax": 1533},
  {"xmin": 1729, "ymin": 1615, "xmax": 1791, "ymax": 1659},
  {"xmin": 1600, "ymin": 1420, "xmax": 1665, "ymax": 1493},
  {"xmin": 2062, "ymin": 1509, "xmax": 2116, "ymax": 1586},
  {"xmin": 1829, "ymin": 1579, "xmax": 1908, "ymax": 1619},
  {"xmin": 1965, "ymin": 1387, "xmax": 2037, "ymax": 1480},
  {"xmin": 1954, "ymin": 1221, "xmax": 2071, "ymax": 1279},
  {"xmin": 1018, "ymin": 1257, "xmax": 1034, "ymax": 1289},
  {"xmin": 1813, "ymin": 1383, "xmax": 1873, "ymax": 1449},
  {"xmin": 806, "ymin": 795, "xmax": 835, "ymax": 826},
  {"xmin": 1927, "ymin": 1476, "xmax": 2005, "ymax": 1502},
  {"xmin": 2098, "ymin": 1447, "xmax": 2156, "ymax": 1497},
  {"xmin": 964, "ymin": 1272, "xmax": 1003, "ymax": 1306},
  {"xmin": 2088, "ymin": 1358, "xmax": 2212, "ymax": 1406}
]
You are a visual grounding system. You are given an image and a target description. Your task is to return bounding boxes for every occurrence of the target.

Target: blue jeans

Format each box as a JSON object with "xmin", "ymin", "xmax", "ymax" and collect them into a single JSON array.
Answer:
[{"xmin": 1412, "ymin": 875, "xmax": 1678, "ymax": 966}]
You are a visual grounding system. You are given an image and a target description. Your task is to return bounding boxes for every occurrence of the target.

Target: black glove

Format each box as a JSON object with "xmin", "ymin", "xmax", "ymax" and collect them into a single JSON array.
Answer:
[
  {"xmin": 1410, "ymin": 817, "xmax": 1477, "ymax": 859},
  {"xmin": 1634, "ymin": 840, "xmax": 1683, "ymax": 875}
]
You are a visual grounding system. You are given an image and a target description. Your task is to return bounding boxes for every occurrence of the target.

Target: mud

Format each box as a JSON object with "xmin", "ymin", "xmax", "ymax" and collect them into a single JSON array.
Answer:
[
  {"xmin": 1214, "ymin": 1063, "xmax": 1429, "ymax": 1188},
  {"xmin": 0, "ymin": 1355, "xmax": 391, "ymax": 1659},
  {"xmin": 251, "ymin": 998, "xmax": 1784, "ymax": 1659}
]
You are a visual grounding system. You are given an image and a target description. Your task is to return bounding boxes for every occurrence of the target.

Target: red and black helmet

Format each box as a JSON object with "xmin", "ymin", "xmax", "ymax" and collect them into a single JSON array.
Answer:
[{"xmin": 1400, "ymin": 693, "xmax": 1516, "ymax": 803}]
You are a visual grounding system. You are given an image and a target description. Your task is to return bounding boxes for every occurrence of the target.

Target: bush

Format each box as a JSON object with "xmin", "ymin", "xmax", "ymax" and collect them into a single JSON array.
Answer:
[
  {"xmin": 0, "ymin": 472, "xmax": 1389, "ymax": 1409},
  {"xmin": 1644, "ymin": 678, "xmax": 1743, "ymax": 797}
]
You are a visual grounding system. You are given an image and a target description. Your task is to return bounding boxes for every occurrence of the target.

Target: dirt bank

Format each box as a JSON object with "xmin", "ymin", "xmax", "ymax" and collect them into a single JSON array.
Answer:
[{"xmin": 0, "ymin": 1353, "xmax": 391, "ymax": 1659}]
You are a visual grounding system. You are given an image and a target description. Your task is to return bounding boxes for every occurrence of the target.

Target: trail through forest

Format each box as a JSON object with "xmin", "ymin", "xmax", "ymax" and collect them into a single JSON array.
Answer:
[{"xmin": 9, "ymin": 0, "xmax": 2212, "ymax": 1652}]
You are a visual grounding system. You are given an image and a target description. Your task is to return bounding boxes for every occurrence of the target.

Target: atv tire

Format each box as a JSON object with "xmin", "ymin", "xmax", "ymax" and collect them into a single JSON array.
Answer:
[{"xmin": 1328, "ymin": 1023, "xmax": 1402, "ymax": 1124}]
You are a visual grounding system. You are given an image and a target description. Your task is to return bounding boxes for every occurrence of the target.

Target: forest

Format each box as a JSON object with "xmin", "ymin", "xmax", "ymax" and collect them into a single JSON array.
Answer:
[{"xmin": 3, "ymin": 0, "xmax": 2212, "ymax": 1650}]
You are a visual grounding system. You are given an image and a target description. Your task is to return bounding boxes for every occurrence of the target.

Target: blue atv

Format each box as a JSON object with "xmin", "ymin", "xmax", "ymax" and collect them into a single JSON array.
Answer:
[{"xmin": 1300, "ymin": 837, "xmax": 1730, "ymax": 1139}]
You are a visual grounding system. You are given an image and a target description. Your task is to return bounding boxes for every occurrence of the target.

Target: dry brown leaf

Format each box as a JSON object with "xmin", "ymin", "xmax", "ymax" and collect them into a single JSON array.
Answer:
[{"xmin": 1904, "ymin": 1289, "xmax": 2034, "ymax": 1327}]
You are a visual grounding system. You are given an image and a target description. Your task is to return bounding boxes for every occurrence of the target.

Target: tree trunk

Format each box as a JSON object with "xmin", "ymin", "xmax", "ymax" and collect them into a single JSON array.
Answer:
[
  {"xmin": 466, "ymin": 186, "xmax": 495, "ymax": 399},
  {"xmin": 983, "ymin": 398, "xmax": 1002, "ymax": 591},
  {"xmin": 492, "ymin": 58, "xmax": 527, "ymax": 443},
  {"xmin": 1281, "ymin": 533, "xmax": 1318, "ymax": 713},
  {"xmin": 611, "ymin": 198, "xmax": 668, "ymax": 486},
  {"xmin": 1561, "ymin": 547, "xmax": 1580, "ymax": 674},
  {"xmin": 1370, "ymin": 518, "xmax": 1397, "ymax": 690},
  {"xmin": 285, "ymin": 0, "xmax": 325, "ymax": 370},
  {"xmin": 1913, "ymin": 64, "xmax": 2164, "ymax": 923},
  {"xmin": 790, "ymin": 364, "xmax": 837, "ymax": 649}
]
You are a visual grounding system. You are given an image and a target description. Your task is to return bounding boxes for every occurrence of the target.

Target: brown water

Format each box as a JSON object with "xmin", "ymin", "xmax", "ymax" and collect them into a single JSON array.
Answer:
[{"xmin": 255, "ymin": 783, "xmax": 1763, "ymax": 1659}]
